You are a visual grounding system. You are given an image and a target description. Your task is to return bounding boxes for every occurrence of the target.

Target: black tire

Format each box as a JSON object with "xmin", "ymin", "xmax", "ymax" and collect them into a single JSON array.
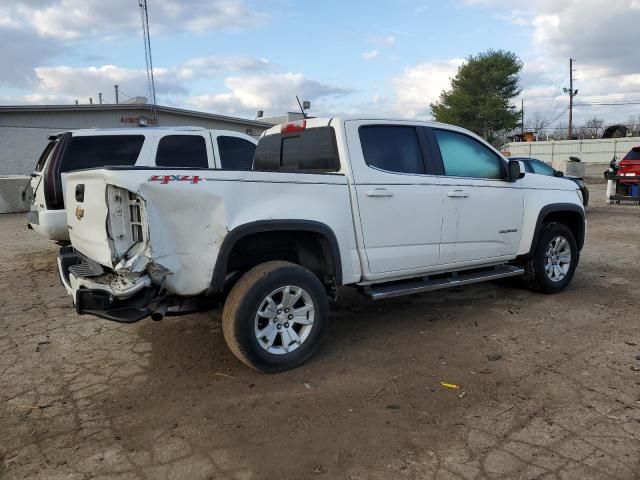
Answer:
[
  {"xmin": 522, "ymin": 222, "xmax": 578, "ymax": 293},
  {"xmin": 222, "ymin": 261, "xmax": 328, "ymax": 373}
]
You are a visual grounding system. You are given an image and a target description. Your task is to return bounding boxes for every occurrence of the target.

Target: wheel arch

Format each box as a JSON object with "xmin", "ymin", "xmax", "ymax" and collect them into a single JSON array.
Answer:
[
  {"xmin": 210, "ymin": 220, "xmax": 343, "ymax": 293},
  {"xmin": 525, "ymin": 203, "xmax": 585, "ymax": 257}
]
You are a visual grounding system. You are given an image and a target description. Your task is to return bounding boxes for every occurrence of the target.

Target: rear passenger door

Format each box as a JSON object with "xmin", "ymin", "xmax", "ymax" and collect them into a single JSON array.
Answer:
[
  {"xmin": 431, "ymin": 128, "xmax": 524, "ymax": 265},
  {"xmin": 153, "ymin": 133, "xmax": 213, "ymax": 168},
  {"xmin": 345, "ymin": 121, "xmax": 443, "ymax": 276}
]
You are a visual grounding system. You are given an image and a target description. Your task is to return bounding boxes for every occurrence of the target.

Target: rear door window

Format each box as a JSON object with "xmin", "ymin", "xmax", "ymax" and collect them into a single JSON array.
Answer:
[
  {"xmin": 156, "ymin": 135, "xmax": 209, "ymax": 168},
  {"xmin": 61, "ymin": 135, "xmax": 145, "ymax": 173},
  {"xmin": 359, "ymin": 126, "xmax": 425, "ymax": 174},
  {"xmin": 253, "ymin": 127, "xmax": 339, "ymax": 172},
  {"xmin": 217, "ymin": 136, "xmax": 256, "ymax": 170}
]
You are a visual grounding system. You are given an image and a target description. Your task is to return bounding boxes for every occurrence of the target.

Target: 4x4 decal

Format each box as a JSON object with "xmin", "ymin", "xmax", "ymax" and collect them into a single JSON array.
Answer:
[{"xmin": 148, "ymin": 175, "xmax": 201, "ymax": 184}]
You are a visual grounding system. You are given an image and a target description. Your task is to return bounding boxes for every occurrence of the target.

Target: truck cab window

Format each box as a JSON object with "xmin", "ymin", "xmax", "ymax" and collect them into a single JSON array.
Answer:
[
  {"xmin": 156, "ymin": 135, "xmax": 208, "ymax": 168},
  {"xmin": 434, "ymin": 129, "xmax": 502, "ymax": 179},
  {"xmin": 254, "ymin": 127, "xmax": 339, "ymax": 172},
  {"xmin": 359, "ymin": 126, "xmax": 425, "ymax": 174},
  {"xmin": 218, "ymin": 136, "xmax": 256, "ymax": 170}
]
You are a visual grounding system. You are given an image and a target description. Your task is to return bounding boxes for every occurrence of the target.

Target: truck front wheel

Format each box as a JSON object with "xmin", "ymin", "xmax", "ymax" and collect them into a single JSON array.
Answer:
[
  {"xmin": 222, "ymin": 261, "xmax": 328, "ymax": 372},
  {"xmin": 522, "ymin": 222, "xmax": 578, "ymax": 293}
]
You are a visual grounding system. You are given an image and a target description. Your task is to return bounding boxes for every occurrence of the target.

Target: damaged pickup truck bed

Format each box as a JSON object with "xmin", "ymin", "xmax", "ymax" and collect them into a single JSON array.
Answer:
[{"xmin": 59, "ymin": 117, "xmax": 586, "ymax": 372}]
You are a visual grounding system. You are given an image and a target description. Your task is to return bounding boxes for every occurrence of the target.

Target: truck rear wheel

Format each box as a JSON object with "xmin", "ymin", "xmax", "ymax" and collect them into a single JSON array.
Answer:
[
  {"xmin": 222, "ymin": 261, "xmax": 328, "ymax": 373},
  {"xmin": 522, "ymin": 222, "xmax": 578, "ymax": 293}
]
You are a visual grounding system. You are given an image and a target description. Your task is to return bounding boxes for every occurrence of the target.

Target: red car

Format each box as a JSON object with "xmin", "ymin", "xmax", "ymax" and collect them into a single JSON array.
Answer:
[{"xmin": 618, "ymin": 146, "xmax": 640, "ymax": 182}]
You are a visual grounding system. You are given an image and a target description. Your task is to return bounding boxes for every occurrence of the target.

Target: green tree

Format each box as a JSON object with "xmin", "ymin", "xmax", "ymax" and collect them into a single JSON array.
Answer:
[{"xmin": 431, "ymin": 50, "xmax": 523, "ymax": 142}]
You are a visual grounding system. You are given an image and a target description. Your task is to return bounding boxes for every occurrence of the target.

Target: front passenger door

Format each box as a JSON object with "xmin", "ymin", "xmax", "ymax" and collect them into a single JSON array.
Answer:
[{"xmin": 433, "ymin": 128, "xmax": 524, "ymax": 266}]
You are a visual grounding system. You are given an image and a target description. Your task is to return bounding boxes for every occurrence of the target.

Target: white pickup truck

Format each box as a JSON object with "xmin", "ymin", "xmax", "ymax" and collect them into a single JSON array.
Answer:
[
  {"xmin": 58, "ymin": 118, "xmax": 586, "ymax": 372},
  {"xmin": 27, "ymin": 127, "xmax": 257, "ymax": 241}
]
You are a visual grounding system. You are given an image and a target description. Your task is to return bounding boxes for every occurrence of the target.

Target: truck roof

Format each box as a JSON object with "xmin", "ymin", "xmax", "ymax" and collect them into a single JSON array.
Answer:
[{"xmin": 261, "ymin": 116, "xmax": 471, "ymax": 137}]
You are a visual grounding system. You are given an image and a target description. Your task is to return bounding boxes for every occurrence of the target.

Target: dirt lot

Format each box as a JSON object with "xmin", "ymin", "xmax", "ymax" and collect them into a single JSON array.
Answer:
[{"xmin": 1, "ymin": 183, "xmax": 639, "ymax": 480}]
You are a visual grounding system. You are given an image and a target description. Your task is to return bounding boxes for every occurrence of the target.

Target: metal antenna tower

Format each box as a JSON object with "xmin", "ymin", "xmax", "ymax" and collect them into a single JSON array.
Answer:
[{"xmin": 138, "ymin": 0, "xmax": 158, "ymax": 124}]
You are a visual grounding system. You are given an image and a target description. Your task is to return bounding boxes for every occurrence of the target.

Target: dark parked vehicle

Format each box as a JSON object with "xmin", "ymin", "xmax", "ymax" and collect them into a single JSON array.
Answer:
[{"xmin": 510, "ymin": 157, "xmax": 589, "ymax": 206}]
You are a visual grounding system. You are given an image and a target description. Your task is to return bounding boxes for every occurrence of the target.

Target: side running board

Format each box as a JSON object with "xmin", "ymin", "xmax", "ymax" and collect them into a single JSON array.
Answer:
[{"xmin": 362, "ymin": 265, "xmax": 524, "ymax": 300}]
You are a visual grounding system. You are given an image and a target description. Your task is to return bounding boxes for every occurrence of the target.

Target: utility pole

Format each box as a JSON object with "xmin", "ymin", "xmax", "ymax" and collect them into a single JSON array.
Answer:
[
  {"xmin": 568, "ymin": 58, "xmax": 573, "ymax": 139},
  {"xmin": 521, "ymin": 99, "xmax": 525, "ymax": 136},
  {"xmin": 115, "ymin": 85, "xmax": 119, "ymax": 104},
  {"xmin": 563, "ymin": 58, "xmax": 578, "ymax": 140}
]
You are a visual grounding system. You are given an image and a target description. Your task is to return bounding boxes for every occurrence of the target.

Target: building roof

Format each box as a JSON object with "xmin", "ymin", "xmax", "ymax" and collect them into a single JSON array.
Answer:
[{"xmin": 0, "ymin": 103, "xmax": 274, "ymax": 128}]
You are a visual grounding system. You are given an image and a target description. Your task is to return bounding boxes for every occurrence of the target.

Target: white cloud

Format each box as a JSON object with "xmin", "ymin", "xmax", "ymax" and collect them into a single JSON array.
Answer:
[
  {"xmin": 390, "ymin": 59, "xmax": 463, "ymax": 118},
  {"xmin": 187, "ymin": 73, "xmax": 352, "ymax": 117},
  {"xmin": 2, "ymin": 55, "xmax": 271, "ymax": 104},
  {"xmin": 25, "ymin": 0, "xmax": 266, "ymax": 40},
  {"xmin": 0, "ymin": 0, "xmax": 267, "ymax": 87},
  {"xmin": 176, "ymin": 56, "xmax": 270, "ymax": 81},
  {"xmin": 381, "ymin": 35, "xmax": 396, "ymax": 47},
  {"xmin": 362, "ymin": 50, "xmax": 380, "ymax": 61},
  {"xmin": 458, "ymin": 0, "xmax": 640, "ymax": 126},
  {"xmin": 497, "ymin": 9, "xmax": 530, "ymax": 26},
  {"xmin": 34, "ymin": 65, "xmax": 188, "ymax": 102}
]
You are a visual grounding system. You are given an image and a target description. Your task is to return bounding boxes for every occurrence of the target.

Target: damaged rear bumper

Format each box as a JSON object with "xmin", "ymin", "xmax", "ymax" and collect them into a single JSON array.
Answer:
[{"xmin": 57, "ymin": 246, "xmax": 157, "ymax": 323}]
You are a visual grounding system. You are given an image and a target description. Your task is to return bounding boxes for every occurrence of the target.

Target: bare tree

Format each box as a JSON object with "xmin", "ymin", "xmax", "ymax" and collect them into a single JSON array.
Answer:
[
  {"xmin": 525, "ymin": 112, "xmax": 546, "ymax": 133},
  {"xmin": 627, "ymin": 115, "xmax": 640, "ymax": 137},
  {"xmin": 578, "ymin": 117, "xmax": 604, "ymax": 139},
  {"xmin": 547, "ymin": 123, "xmax": 568, "ymax": 140}
]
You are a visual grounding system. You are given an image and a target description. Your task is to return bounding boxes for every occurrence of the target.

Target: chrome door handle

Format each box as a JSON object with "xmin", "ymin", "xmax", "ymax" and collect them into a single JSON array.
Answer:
[
  {"xmin": 447, "ymin": 189, "xmax": 469, "ymax": 198},
  {"xmin": 366, "ymin": 188, "xmax": 394, "ymax": 197}
]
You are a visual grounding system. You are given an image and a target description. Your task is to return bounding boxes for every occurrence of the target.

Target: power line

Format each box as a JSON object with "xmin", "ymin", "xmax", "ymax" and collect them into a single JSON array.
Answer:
[
  {"xmin": 575, "ymin": 101, "xmax": 640, "ymax": 106},
  {"xmin": 539, "ymin": 106, "xmax": 570, "ymax": 129},
  {"xmin": 538, "ymin": 71, "xmax": 568, "ymax": 126}
]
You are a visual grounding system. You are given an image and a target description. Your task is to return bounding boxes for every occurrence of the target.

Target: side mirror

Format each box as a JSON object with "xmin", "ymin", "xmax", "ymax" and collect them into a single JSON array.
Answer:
[
  {"xmin": 507, "ymin": 160, "xmax": 525, "ymax": 182},
  {"xmin": 554, "ymin": 170, "xmax": 564, "ymax": 177}
]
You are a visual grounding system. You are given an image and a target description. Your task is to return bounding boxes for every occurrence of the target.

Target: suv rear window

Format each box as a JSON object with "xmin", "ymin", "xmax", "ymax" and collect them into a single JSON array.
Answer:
[
  {"xmin": 156, "ymin": 135, "xmax": 209, "ymax": 168},
  {"xmin": 61, "ymin": 135, "xmax": 144, "ymax": 173},
  {"xmin": 623, "ymin": 147, "xmax": 640, "ymax": 161},
  {"xmin": 253, "ymin": 127, "xmax": 339, "ymax": 172}
]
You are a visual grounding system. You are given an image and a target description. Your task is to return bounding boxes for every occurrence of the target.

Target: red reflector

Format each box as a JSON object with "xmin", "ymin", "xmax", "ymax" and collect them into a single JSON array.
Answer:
[{"xmin": 281, "ymin": 120, "xmax": 306, "ymax": 134}]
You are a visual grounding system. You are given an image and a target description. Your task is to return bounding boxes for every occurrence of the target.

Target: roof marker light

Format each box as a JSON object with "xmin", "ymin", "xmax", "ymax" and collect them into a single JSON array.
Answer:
[{"xmin": 281, "ymin": 120, "xmax": 306, "ymax": 134}]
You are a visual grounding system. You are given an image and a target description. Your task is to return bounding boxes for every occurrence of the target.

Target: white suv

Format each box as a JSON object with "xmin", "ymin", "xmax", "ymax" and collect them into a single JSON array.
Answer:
[{"xmin": 27, "ymin": 127, "xmax": 257, "ymax": 241}]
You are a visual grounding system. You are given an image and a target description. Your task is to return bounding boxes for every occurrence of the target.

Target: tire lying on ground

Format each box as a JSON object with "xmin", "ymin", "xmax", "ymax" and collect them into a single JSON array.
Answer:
[{"xmin": 222, "ymin": 261, "xmax": 328, "ymax": 373}]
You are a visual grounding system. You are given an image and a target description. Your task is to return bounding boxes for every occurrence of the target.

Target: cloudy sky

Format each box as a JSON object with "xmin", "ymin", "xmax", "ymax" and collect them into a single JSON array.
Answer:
[{"xmin": 1, "ymin": 0, "xmax": 639, "ymax": 129}]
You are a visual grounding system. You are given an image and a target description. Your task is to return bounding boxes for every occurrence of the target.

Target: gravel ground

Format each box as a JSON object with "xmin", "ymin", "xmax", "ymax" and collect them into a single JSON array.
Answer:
[{"xmin": 1, "ymin": 183, "xmax": 639, "ymax": 480}]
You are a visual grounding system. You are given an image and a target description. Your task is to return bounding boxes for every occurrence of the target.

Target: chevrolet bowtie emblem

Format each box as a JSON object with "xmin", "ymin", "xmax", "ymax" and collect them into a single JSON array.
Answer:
[{"xmin": 75, "ymin": 206, "xmax": 85, "ymax": 221}]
